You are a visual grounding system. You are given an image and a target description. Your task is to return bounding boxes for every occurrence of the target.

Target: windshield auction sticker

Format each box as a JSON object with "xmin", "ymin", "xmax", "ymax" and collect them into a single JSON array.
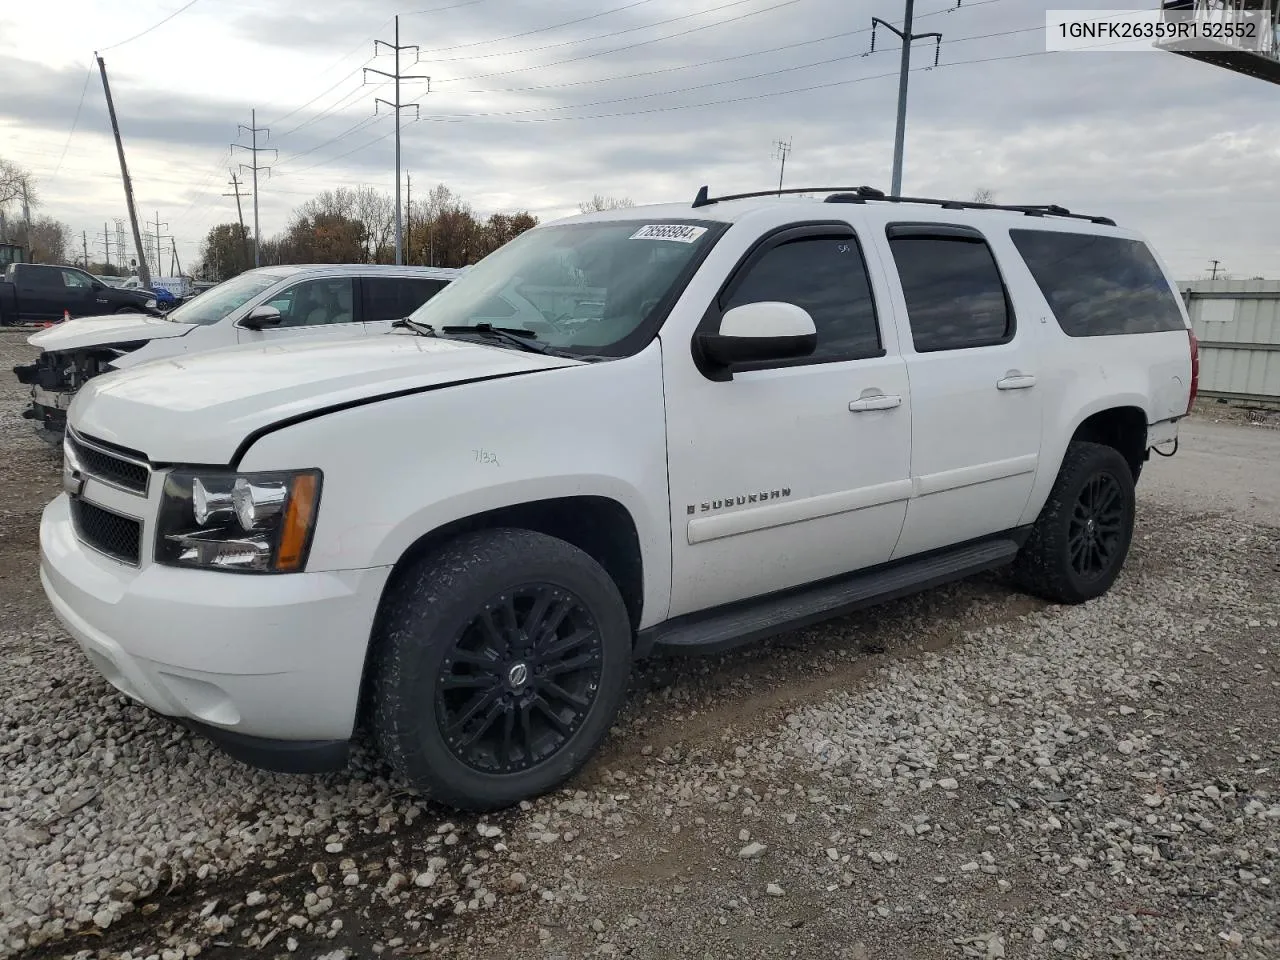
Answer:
[{"xmin": 629, "ymin": 224, "xmax": 708, "ymax": 243}]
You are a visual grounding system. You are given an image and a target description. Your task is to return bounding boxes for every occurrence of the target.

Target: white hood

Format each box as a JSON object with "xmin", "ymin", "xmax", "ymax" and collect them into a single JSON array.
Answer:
[
  {"xmin": 28, "ymin": 314, "xmax": 193, "ymax": 351},
  {"xmin": 69, "ymin": 334, "xmax": 581, "ymax": 464}
]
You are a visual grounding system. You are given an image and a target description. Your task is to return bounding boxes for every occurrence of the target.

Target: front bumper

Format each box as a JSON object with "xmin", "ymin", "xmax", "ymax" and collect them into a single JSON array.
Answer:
[
  {"xmin": 39, "ymin": 493, "xmax": 393, "ymax": 767},
  {"xmin": 22, "ymin": 385, "xmax": 70, "ymax": 433}
]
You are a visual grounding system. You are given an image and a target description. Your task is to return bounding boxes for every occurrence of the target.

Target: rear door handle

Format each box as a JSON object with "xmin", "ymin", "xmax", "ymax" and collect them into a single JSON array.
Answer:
[
  {"xmin": 848, "ymin": 394, "xmax": 902, "ymax": 412},
  {"xmin": 996, "ymin": 375, "xmax": 1036, "ymax": 390}
]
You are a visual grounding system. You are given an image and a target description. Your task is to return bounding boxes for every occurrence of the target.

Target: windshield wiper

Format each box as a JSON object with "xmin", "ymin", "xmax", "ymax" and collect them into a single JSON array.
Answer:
[
  {"xmin": 391, "ymin": 317, "xmax": 438, "ymax": 337},
  {"xmin": 439, "ymin": 323, "xmax": 554, "ymax": 355}
]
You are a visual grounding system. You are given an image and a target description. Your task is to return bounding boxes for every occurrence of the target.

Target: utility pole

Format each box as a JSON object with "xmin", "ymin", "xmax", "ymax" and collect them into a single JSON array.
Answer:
[
  {"xmin": 171, "ymin": 238, "xmax": 184, "ymax": 276},
  {"xmin": 365, "ymin": 16, "xmax": 429, "ymax": 265},
  {"xmin": 771, "ymin": 138, "xmax": 792, "ymax": 195},
  {"xmin": 95, "ymin": 53, "xmax": 151, "ymax": 288},
  {"xmin": 1208, "ymin": 259, "xmax": 1222, "ymax": 280},
  {"xmin": 870, "ymin": 2, "xmax": 942, "ymax": 196},
  {"xmin": 101, "ymin": 222, "xmax": 113, "ymax": 270},
  {"xmin": 223, "ymin": 170, "xmax": 251, "ymax": 271},
  {"xmin": 233, "ymin": 110, "xmax": 275, "ymax": 268},
  {"xmin": 405, "ymin": 172, "xmax": 412, "ymax": 265},
  {"xmin": 150, "ymin": 211, "xmax": 169, "ymax": 277},
  {"xmin": 82, "ymin": 231, "xmax": 90, "ymax": 268}
]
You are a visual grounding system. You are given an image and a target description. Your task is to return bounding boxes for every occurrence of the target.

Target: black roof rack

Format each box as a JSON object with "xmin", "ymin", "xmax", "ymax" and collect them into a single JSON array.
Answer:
[{"xmin": 690, "ymin": 184, "xmax": 1116, "ymax": 227}]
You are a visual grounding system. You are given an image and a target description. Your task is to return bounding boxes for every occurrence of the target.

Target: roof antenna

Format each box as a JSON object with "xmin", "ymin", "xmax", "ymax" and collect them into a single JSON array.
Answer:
[{"xmin": 692, "ymin": 185, "xmax": 710, "ymax": 208}]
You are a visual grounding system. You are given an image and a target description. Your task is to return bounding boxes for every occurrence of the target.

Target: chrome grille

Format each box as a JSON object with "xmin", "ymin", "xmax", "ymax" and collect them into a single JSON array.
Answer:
[
  {"xmin": 67, "ymin": 432, "xmax": 150, "ymax": 495},
  {"xmin": 71, "ymin": 499, "xmax": 142, "ymax": 566}
]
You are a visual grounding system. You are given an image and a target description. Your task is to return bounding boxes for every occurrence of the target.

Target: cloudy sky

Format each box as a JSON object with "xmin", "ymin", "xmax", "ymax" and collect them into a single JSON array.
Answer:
[{"xmin": 1, "ymin": 0, "xmax": 1277, "ymax": 279}]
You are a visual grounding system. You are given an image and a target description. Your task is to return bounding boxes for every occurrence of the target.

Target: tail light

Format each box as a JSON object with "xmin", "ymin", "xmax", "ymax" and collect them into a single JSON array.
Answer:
[{"xmin": 1186, "ymin": 328, "xmax": 1200, "ymax": 415}]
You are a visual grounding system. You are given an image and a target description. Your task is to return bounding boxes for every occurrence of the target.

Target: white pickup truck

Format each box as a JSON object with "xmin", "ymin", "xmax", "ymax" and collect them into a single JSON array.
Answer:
[{"xmin": 39, "ymin": 186, "xmax": 1197, "ymax": 811}]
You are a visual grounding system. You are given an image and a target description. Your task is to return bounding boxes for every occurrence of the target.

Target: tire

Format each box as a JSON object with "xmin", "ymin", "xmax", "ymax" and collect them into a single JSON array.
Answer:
[
  {"xmin": 369, "ymin": 527, "xmax": 632, "ymax": 811},
  {"xmin": 1012, "ymin": 441, "xmax": 1136, "ymax": 605}
]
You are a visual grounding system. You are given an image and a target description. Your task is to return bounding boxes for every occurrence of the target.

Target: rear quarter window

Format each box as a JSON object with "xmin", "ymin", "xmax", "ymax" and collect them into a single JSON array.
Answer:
[{"xmin": 1009, "ymin": 229, "xmax": 1185, "ymax": 337}]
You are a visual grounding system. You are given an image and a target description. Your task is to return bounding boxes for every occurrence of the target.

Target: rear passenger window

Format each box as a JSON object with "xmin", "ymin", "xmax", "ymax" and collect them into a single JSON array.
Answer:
[
  {"xmin": 362, "ymin": 277, "xmax": 448, "ymax": 323},
  {"xmin": 888, "ymin": 236, "xmax": 1012, "ymax": 352},
  {"xmin": 1009, "ymin": 230, "xmax": 1185, "ymax": 336},
  {"xmin": 722, "ymin": 235, "xmax": 881, "ymax": 363}
]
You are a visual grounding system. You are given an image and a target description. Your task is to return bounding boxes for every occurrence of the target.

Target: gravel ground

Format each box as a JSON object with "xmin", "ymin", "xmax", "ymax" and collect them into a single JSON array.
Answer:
[{"xmin": 1, "ymin": 329, "xmax": 1277, "ymax": 960}]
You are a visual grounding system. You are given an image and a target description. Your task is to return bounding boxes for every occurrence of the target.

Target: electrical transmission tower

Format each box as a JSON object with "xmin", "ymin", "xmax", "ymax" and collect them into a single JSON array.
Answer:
[
  {"xmin": 233, "ymin": 110, "xmax": 275, "ymax": 268},
  {"xmin": 99, "ymin": 222, "xmax": 114, "ymax": 270},
  {"xmin": 870, "ymin": 1, "xmax": 944, "ymax": 196},
  {"xmin": 365, "ymin": 15, "xmax": 429, "ymax": 265},
  {"xmin": 147, "ymin": 211, "xmax": 170, "ymax": 278},
  {"xmin": 223, "ymin": 171, "xmax": 252, "ymax": 272},
  {"xmin": 114, "ymin": 219, "xmax": 129, "ymax": 272},
  {"xmin": 771, "ymin": 138, "xmax": 792, "ymax": 195}
]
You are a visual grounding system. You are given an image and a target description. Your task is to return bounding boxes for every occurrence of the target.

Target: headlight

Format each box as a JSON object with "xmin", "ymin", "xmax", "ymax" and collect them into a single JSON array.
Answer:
[
  {"xmin": 155, "ymin": 469, "xmax": 321, "ymax": 573},
  {"xmin": 145, "ymin": 298, "xmax": 157, "ymax": 309}
]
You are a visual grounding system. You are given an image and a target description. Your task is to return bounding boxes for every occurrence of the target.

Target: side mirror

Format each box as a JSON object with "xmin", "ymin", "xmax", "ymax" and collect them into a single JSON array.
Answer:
[
  {"xmin": 696, "ymin": 302, "xmax": 817, "ymax": 369},
  {"xmin": 240, "ymin": 304, "xmax": 283, "ymax": 330}
]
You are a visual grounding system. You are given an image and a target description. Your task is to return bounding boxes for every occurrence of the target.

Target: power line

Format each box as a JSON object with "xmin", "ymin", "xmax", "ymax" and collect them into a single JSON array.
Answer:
[
  {"xmin": 413, "ymin": 0, "xmax": 661, "ymax": 55},
  {"xmin": 272, "ymin": 1, "xmax": 1035, "ymax": 180},
  {"xmin": 265, "ymin": 0, "xmax": 992, "ymax": 174},
  {"xmin": 410, "ymin": 45, "xmax": 1108, "ymax": 126},
  {"xmin": 99, "ymin": 0, "xmax": 202, "ymax": 52},
  {"xmin": 433, "ymin": 0, "xmax": 808, "ymax": 74},
  {"xmin": 47, "ymin": 62, "xmax": 94, "ymax": 184},
  {"xmin": 265, "ymin": 17, "xmax": 394, "ymax": 127},
  {"xmin": 411, "ymin": 16, "xmax": 1050, "ymax": 122},
  {"xmin": 404, "ymin": 0, "xmax": 487, "ymax": 16},
  {"xmin": 276, "ymin": 115, "xmax": 382, "ymax": 168}
]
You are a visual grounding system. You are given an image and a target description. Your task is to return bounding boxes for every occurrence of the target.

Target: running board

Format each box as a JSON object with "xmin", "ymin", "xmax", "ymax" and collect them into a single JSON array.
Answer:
[{"xmin": 639, "ymin": 536, "xmax": 1022, "ymax": 656}]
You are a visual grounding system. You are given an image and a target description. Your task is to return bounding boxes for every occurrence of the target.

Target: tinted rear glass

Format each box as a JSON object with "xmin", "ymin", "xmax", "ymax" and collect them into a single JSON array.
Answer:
[
  {"xmin": 889, "ymin": 236, "xmax": 1011, "ymax": 352},
  {"xmin": 1009, "ymin": 230, "xmax": 1184, "ymax": 337}
]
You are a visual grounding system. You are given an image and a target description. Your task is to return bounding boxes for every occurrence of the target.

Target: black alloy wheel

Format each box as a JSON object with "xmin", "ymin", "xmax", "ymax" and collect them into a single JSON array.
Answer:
[
  {"xmin": 436, "ymin": 584, "xmax": 603, "ymax": 774},
  {"xmin": 1067, "ymin": 471, "xmax": 1126, "ymax": 582}
]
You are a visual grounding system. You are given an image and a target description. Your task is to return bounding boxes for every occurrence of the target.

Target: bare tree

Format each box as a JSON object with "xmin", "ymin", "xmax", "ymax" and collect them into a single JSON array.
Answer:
[
  {"xmin": 971, "ymin": 187, "xmax": 997, "ymax": 204},
  {"xmin": 0, "ymin": 157, "xmax": 35, "ymax": 212},
  {"xmin": 578, "ymin": 194, "xmax": 635, "ymax": 214},
  {"xmin": 354, "ymin": 187, "xmax": 395, "ymax": 263},
  {"xmin": 23, "ymin": 217, "xmax": 70, "ymax": 263}
]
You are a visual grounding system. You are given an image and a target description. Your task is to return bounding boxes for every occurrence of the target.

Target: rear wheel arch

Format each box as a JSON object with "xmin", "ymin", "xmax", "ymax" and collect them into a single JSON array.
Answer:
[{"xmin": 1068, "ymin": 405, "xmax": 1148, "ymax": 482}]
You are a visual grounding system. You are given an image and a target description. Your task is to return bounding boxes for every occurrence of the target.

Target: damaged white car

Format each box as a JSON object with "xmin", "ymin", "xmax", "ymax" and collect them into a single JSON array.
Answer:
[{"xmin": 12, "ymin": 264, "xmax": 459, "ymax": 437}]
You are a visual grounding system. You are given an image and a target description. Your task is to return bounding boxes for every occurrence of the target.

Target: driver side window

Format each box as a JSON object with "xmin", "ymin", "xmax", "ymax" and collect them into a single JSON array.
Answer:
[
  {"xmin": 270, "ymin": 278, "xmax": 355, "ymax": 327},
  {"xmin": 62, "ymin": 270, "xmax": 93, "ymax": 291}
]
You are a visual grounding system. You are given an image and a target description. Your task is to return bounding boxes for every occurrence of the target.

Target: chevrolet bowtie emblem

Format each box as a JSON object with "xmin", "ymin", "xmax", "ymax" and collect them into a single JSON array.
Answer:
[
  {"xmin": 63, "ymin": 440, "xmax": 86, "ymax": 497},
  {"xmin": 63, "ymin": 465, "xmax": 85, "ymax": 497}
]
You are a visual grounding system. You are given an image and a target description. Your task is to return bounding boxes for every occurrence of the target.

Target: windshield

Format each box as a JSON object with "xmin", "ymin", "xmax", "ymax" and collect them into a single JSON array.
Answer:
[
  {"xmin": 406, "ymin": 220, "xmax": 720, "ymax": 355},
  {"xmin": 163, "ymin": 271, "xmax": 287, "ymax": 325}
]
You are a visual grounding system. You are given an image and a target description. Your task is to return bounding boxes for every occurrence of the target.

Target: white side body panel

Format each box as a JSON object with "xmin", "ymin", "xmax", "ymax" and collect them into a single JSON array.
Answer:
[
  {"xmin": 869, "ymin": 226, "xmax": 1045, "ymax": 559},
  {"xmin": 657, "ymin": 207, "xmax": 912, "ymax": 616},
  {"xmin": 236, "ymin": 348, "xmax": 674, "ymax": 628}
]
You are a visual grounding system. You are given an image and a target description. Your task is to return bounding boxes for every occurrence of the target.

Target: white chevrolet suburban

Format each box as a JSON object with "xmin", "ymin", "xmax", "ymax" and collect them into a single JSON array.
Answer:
[
  {"xmin": 39, "ymin": 186, "xmax": 1198, "ymax": 811},
  {"xmin": 13, "ymin": 264, "xmax": 460, "ymax": 436}
]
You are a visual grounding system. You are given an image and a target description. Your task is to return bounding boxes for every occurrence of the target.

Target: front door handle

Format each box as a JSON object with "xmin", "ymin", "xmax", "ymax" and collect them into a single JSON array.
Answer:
[
  {"xmin": 849, "ymin": 394, "xmax": 902, "ymax": 412},
  {"xmin": 996, "ymin": 375, "xmax": 1037, "ymax": 390}
]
